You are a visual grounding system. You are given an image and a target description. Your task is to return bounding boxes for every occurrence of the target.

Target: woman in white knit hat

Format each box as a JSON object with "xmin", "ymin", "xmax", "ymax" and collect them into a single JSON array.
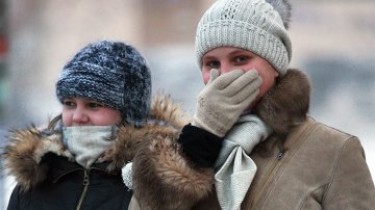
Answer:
[{"xmin": 128, "ymin": 0, "xmax": 375, "ymax": 209}]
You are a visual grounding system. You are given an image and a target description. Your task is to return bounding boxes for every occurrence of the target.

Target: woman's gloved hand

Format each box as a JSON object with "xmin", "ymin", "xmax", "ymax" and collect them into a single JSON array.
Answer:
[{"xmin": 192, "ymin": 69, "xmax": 262, "ymax": 137}]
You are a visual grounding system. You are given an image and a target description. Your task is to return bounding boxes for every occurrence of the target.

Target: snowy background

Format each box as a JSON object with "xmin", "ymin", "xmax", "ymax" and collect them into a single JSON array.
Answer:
[{"xmin": 1, "ymin": 0, "xmax": 374, "ymax": 209}]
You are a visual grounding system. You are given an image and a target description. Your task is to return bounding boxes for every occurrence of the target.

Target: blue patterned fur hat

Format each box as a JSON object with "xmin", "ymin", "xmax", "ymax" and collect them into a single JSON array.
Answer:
[{"xmin": 56, "ymin": 40, "xmax": 152, "ymax": 126}]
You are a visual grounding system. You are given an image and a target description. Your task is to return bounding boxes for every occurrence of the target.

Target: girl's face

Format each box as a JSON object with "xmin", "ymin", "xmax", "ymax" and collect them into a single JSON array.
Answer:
[
  {"xmin": 62, "ymin": 97, "xmax": 122, "ymax": 126},
  {"xmin": 201, "ymin": 47, "xmax": 279, "ymax": 100}
]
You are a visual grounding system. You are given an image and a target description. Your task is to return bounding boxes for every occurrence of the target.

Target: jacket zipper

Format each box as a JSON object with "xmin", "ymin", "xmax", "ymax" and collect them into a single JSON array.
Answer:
[
  {"xmin": 246, "ymin": 151, "xmax": 285, "ymax": 208},
  {"xmin": 245, "ymin": 123, "xmax": 312, "ymax": 209},
  {"xmin": 75, "ymin": 170, "xmax": 90, "ymax": 210}
]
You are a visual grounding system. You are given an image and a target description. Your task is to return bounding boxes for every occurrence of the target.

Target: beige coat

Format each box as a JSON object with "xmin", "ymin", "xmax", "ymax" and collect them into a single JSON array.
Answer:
[
  {"xmin": 192, "ymin": 117, "xmax": 375, "ymax": 209},
  {"xmin": 130, "ymin": 69, "xmax": 375, "ymax": 210}
]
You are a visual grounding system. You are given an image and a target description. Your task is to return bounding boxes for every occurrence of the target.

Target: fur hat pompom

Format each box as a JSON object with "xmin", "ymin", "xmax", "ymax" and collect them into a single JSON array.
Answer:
[{"xmin": 266, "ymin": 0, "xmax": 292, "ymax": 29}]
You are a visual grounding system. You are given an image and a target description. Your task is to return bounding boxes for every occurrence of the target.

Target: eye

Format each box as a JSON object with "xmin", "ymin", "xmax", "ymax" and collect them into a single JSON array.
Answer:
[
  {"xmin": 233, "ymin": 55, "xmax": 250, "ymax": 65},
  {"xmin": 204, "ymin": 60, "xmax": 220, "ymax": 69},
  {"xmin": 62, "ymin": 99, "xmax": 76, "ymax": 108},
  {"xmin": 88, "ymin": 102, "xmax": 104, "ymax": 109}
]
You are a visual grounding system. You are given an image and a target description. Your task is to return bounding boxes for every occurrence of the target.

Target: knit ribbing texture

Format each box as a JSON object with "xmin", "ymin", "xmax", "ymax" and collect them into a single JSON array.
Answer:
[{"xmin": 56, "ymin": 41, "xmax": 151, "ymax": 126}]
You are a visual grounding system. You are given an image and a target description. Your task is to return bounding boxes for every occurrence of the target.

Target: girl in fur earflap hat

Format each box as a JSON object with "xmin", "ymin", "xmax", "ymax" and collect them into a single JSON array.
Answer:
[
  {"xmin": 127, "ymin": 0, "xmax": 375, "ymax": 209},
  {"xmin": 2, "ymin": 40, "xmax": 192, "ymax": 210}
]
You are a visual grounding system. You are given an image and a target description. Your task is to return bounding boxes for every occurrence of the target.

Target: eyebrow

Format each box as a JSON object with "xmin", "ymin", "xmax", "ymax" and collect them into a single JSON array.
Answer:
[
  {"xmin": 202, "ymin": 55, "xmax": 217, "ymax": 60},
  {"xmin": 229, "ymin": 49, "xmax": 255, "ymax": 56}
]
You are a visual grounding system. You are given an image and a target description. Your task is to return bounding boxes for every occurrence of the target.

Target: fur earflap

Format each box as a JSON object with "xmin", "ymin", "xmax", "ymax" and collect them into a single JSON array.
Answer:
[
  {"xmin": 255, "ymin": 69, "xmax": 311, "ymax": 134},
  {"xmin": 266, "ymin": 0, "xmax": 292, "ymax": 29}
]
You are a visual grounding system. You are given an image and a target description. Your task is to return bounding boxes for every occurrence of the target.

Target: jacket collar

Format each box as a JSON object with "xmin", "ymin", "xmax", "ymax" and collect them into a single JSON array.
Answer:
[
  {"xmin": 41, "ymin": 153, "xmax": 117, "ymax": 183},
  {"xmin": 255, "ymin": 69, "xmax": 311, "ymax": 135}
]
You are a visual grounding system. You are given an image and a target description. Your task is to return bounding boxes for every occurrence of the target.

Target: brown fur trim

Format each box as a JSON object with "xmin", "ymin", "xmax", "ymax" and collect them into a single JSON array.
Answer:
[
  {"xmin": 2, "ymin": 128, "xmax": 70, "ymax": 191},
  {"xmin": 255, "ymin": 69, "xmax": 311, "ymax": 134},
  {"xmin": 101, "ymin": 125, "xmax": 142, "ymax": 171},
  {"xmin": 150, "ymin": 93, "xmax": 191, "ymax": 128},
  {"xmin": 103, "ymin": 93, "xmax": 191, "ymax": 171},
  {"xmin": 128, "ymin": 94, "xmax": 212, "ymax": 209},
  {"xmin": 132, "ymin": 130, "xmax": 213, "ymax": 210},
  {"xmin": 103, "ymin": 124, "xmax": 178, "ymax": 171}
]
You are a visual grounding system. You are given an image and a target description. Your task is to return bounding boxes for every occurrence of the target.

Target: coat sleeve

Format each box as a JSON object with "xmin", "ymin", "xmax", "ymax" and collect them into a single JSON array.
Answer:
[
  {"xmin": 323, "ymin": 137, "xmax": 375, "ymax": 209},
  {"xmin": 131, "ymin": 125, "xmax": 217, "ymax": 210},
  {"xmin": 177, "ymin": 124, "xmax": 223, "ymax": 168}
]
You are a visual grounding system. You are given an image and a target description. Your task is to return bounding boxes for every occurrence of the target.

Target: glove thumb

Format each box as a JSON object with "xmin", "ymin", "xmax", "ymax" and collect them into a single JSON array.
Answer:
[{"xmin": 208, "ymin": 69, "xmax": 220, "ymax": 84}]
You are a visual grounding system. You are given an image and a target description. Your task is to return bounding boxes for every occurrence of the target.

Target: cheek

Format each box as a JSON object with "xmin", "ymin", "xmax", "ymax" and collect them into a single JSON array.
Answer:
[
  {"xmin": 258, "ymin": 70, "xmax": 278, "ymax": 97},
  {"xmin": 94, "ymin": 110, "xmax": 122, "ymax": 125},
  {"xmin": 259, "ymin": 78, "xmax": 275, "ymax": 97},
  {"xmin": 61, "ymin": 111, "xmax": 72, "ymax": 126}
]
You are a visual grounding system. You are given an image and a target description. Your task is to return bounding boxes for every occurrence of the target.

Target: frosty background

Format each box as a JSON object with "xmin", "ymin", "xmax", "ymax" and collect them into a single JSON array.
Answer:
[{"xmin": 1, "ymin": 0, "xmax": 374, "ymax": 209}]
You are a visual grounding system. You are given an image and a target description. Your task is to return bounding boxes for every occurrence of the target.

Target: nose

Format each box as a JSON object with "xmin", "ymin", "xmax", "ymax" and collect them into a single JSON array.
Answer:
[
  {"xmin": 72, "ymin": 107, "xmax": 89, "ymax": 125},
  {"xmin": 218, "ymin": 62, "xmax": 232, "ymax": 74}
]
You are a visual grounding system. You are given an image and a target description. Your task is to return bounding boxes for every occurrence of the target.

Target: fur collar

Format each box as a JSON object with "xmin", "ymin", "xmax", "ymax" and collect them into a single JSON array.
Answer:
[
  {"xmin": 1, "ymin": 69, "xmax": 310, "ymax": 191},
  {"xmin": 255, "ymin": 69, "xmax": 310, "ymax": 135}
]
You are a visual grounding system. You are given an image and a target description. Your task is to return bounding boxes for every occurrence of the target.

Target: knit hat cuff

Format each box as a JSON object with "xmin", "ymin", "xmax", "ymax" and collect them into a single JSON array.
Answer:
[{"xmin": 196, "ymin": 21, "xmax": 291, "ymax": 75}]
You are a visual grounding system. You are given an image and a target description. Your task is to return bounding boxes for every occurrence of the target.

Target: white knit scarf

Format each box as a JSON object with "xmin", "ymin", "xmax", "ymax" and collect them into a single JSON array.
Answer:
[
  {"xmin": 214, "ymin": 114, "xmax": 272, "ymax": 210},
  {"xmin": 63, "ymin": 126, "xmax": 116, "ymax": 169}
]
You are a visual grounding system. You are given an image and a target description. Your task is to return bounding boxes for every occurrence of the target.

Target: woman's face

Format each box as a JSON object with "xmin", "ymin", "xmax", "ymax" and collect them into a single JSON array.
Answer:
[
  {"xmin": 201, "ymin": 47, "xmax": 279, "ymax": 101},
  {"xmin": 62, "ymin": 97, "xmax": 122, "ymax": 126}
]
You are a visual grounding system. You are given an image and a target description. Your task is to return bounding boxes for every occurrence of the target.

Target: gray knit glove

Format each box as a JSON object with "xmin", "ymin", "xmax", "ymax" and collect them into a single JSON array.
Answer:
[{"xmin": 192, "ymin": 69, "xmax": 262, "ymax": 137}]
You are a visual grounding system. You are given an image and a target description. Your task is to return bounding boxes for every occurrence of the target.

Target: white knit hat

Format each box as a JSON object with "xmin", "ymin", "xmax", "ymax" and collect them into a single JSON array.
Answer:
[{"xmin": 195, "ymin": 0, "xmax": 292, "ymax": 75}]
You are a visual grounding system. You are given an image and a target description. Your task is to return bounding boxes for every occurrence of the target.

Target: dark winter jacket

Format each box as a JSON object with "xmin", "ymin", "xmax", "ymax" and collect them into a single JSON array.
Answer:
[
  {"xmin": 2, "ymin": 94, "xmax": 191, "ymax": 210},
  {"xmin": 7, "ymin": 154, "xmax": 132, "ymax": 210}
]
